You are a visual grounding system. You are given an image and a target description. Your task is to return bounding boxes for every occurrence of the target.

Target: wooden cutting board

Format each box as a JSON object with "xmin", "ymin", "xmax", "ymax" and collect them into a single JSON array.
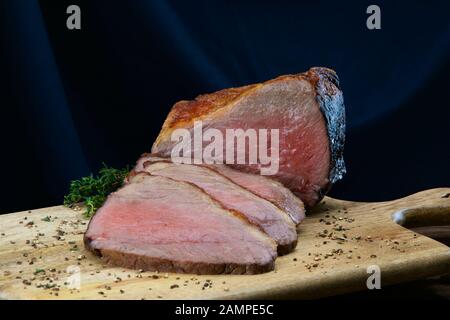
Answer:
[{"xmin": 1, "ymin": 188, "xmax": 449, "ymax": 300}]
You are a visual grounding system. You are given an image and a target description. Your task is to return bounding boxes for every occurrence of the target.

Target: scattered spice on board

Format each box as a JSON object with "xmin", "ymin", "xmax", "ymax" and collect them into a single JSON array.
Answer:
[{"xmin": 25, "ymin": 221, "xmax": 34, "ymax": 227}]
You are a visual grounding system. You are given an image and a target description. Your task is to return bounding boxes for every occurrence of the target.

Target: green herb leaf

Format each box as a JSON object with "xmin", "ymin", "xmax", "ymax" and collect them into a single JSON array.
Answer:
[
  {"xmin": 64, "ymin": 164, "xmax": 129, "ymax": 218},
  {"xmin": 34, "ymin": 268, "xmax": 45, "ymax": 275}
]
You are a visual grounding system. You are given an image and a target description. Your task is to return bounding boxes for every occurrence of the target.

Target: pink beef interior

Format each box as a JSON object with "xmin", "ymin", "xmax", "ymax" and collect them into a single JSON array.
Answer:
[
  {"xmin": 85, "ymin": 174, "xmax": 276, "ymax": 273},
  {"xmin": 142, "ymin": 162, "xmax": 297, "ymax": 254},
  {"xmin": 132, "ymin": 155, "xmax": 305, "ymax": 225},
  {"xmin": 207, "ymin": 164, "xmax": 305, "ymax": 225},
  {"xmin": 152, "ymin": 76, "xmax": 332, "ymax": 206}
]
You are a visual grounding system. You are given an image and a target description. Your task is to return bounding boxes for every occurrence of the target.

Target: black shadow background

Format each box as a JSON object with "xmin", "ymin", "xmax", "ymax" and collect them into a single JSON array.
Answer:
[{"xmin": 1, "ymin": 0, "xmax": 450, "ymax": 213}]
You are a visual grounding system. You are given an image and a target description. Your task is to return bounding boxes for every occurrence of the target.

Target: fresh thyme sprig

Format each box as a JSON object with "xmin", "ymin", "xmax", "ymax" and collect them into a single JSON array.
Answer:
[{"xmin": 64, "ymin": 164, "xmax": 129, "ymax": 218}]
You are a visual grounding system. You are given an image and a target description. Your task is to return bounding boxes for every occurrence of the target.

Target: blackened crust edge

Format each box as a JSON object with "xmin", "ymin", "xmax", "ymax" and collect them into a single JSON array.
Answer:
[{"xmin": 308, "ymin": 67, "xmax": 346, "ymax": 191}]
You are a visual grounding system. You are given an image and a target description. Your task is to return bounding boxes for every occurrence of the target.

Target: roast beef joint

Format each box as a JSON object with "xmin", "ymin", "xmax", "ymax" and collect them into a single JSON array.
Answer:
[{"xmin": 84, "ymin": 67, "xmax": 346, "ymax": 274}]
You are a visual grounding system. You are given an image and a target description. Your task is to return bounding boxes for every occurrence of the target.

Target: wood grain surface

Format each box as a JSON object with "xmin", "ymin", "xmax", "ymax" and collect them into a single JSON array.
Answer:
[{"xmin": 0, "ymin": 188, "xmax": 449, "ymax": 300}]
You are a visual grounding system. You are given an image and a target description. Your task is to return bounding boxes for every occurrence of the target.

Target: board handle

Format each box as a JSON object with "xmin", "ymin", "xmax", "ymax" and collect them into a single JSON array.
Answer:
[{"xmin": 392, "ymin": 188, "xmax": 450, "ymax": 228}]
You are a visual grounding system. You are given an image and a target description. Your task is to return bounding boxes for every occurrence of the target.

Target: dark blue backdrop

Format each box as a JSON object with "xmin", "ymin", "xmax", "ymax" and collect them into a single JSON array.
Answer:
[{"xmin": 2, "ymin": 0, "xmax": 450, "ymax": 213}]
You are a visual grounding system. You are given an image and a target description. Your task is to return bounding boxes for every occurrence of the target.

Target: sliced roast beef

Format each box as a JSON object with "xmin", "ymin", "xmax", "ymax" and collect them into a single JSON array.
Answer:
[
  {"xmin": 139, "ymin": 161, "xmax": 297, "ymax": 254},
  {"xmin": 132, "ymin": 154, "xmax": 305, "ymax": 225},
  {"xmin": 205, "ymin": 164, "xmax": 305, "ymax": 225},
  {"xmin": 84, "ymin": 173, "xmax": 277, "ymax": 274},
  {"xmin": 151, "ymin": 67, "xmax": 346, "ymax": 207}
]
